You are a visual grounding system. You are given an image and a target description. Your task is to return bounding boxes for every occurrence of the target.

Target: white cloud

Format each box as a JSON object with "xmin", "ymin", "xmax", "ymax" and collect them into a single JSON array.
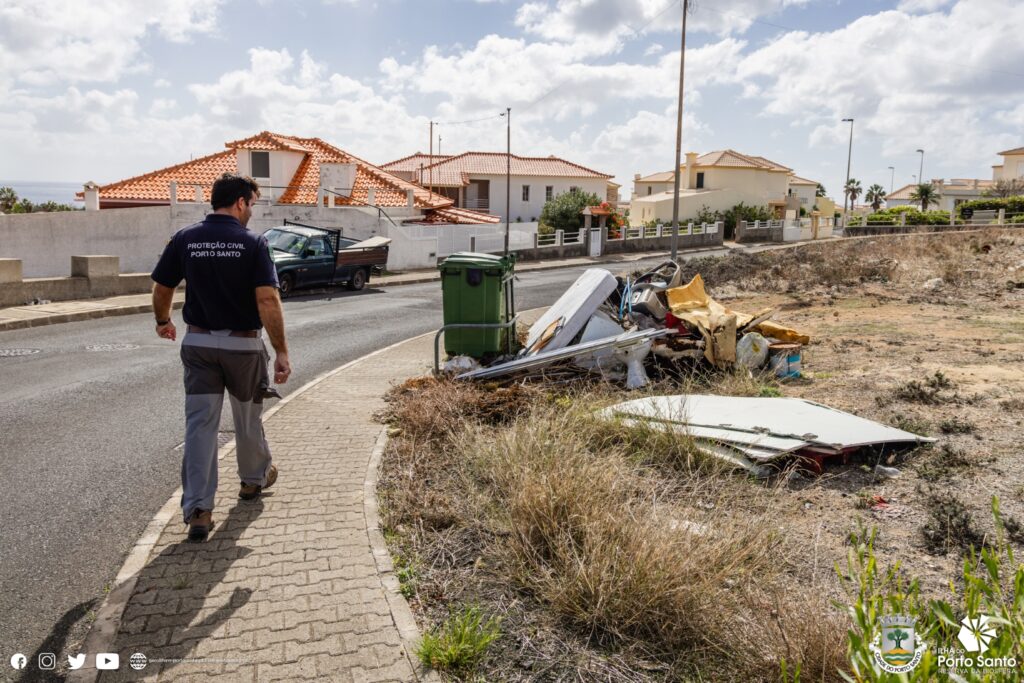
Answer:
[
  {"xmin": 732, "ymin": 0, "xmax": 1024, "ymax": 171},
  {"xmin": 514, "ymin": 0, "xmax": 813, "ymax": 42},
  {"xmin": 0, "ymin": 0, "xmax": 224, "ymax": 88},
  {"xmin": 379, "ymin": 33, "xmax": 745, "ymax": 125},
  {"xmin": 644, "ymin": 43, "xmax": 664, "ymax": 57},
  {"xmin": 896, "ymin": 0, "xmax": 955, "ymax": 11},
  {"xmin": 187, "ymin": 48, "xmax": 430, "ymax": 165}
]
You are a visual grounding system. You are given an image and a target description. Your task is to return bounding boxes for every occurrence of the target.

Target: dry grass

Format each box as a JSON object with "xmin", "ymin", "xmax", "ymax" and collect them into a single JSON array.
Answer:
[
  {"xmin": 379, "ymin": 377, "xmax": 847, "ymax": 680},
  {"xmin": 678, "ymin": 229, "xmax": 1017, "ymax": 296}
]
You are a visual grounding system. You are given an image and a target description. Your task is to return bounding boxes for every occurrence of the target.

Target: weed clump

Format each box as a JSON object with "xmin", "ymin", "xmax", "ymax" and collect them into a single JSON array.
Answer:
[
  {"xmin": 887, "ymin": 371, "xmax": 958, "ymax": 405},
  {"xmin": 417, "ymin": 605, "xmax": 501, "ymax": 673},
  {"xmin": 920, "ymin": 489, "xmax": 985, "ymax": 554},
  {"xmin": 939, "ymin": 415, "xmax": 976, "ymax": 434}
]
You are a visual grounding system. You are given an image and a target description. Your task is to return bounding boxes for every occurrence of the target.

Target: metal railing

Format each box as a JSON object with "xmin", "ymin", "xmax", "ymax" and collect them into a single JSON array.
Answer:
[{"xmin": 462, "ymin": 199, "xmax": 491, "ymax": 211}]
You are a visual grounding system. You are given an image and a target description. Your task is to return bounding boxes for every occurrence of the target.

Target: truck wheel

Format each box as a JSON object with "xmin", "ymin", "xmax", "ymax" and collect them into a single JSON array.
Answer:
[
  {"xmin": 347, "ymin": 268, "xmax": 367, "ymax": 291},
  {"xmin": 279, "ymin": 273, "xmax": 295, "ymax": 297}
]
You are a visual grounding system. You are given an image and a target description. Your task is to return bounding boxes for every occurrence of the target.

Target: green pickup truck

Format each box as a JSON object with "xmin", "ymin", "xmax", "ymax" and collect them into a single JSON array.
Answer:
[{"xmin": 263, "ymin": 224, "xmax": 390, "ymax": 296}]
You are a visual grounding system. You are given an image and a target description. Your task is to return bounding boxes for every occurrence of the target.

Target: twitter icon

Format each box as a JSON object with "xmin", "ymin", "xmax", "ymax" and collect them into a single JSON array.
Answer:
[{"xmin": 67, "ymin": 654, "xmax": 86, "ymax": 670}]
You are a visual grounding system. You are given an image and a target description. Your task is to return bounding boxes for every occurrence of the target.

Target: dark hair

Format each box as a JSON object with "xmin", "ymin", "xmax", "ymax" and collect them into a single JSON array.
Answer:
[{"xmin": 211, "ymin": 173, "xmax": 260, "ymax": 210}]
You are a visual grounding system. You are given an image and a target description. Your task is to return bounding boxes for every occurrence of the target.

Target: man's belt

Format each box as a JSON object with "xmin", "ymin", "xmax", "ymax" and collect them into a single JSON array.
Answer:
[{"xmin": 187, "ymin": 325, "xmax": 259, "ymax": 338}]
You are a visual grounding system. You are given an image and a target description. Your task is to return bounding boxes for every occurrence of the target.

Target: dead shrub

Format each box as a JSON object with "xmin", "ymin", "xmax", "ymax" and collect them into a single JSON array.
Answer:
[
  {"xmin": 920, "ymin": 488, "xmax": 986, "ymax": 555},
  {"xmin": 457, "ymin": 402, "xmax": 846, "ymax": 678}
]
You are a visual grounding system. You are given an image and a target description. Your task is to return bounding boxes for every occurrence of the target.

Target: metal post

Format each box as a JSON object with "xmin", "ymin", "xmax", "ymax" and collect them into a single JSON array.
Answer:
[
  {"xmin": 916, "ymin": 149, "xmax": 924, "ymax": 186},
  {"xmin": 669, "ymin": 0, "xmax": 688, "ymax": 261},
  {"xmin": 429, "ymin": 120, "xmax": 434, "ymax": 196},
  {"xmin": 842, "ymin": 118, "xmax": 854, "ymax": 226},
  {"xmin": 505, "ymin": 106, "xmax": 511, "ymax": 256},
  {"xmin": 888, "ymin": 166, "xmax": 894, "ymax": 195}
]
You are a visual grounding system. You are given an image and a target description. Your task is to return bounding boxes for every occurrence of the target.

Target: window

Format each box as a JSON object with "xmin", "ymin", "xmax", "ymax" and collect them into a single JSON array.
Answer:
[
  {"xmin": 306, "ymin": 236, "xmax": 327, "ymax": 256},
  {"xmin": 545, "ymin": 186, "xmax": 553, "ymax": 201},
  {"xmin": 696, "ymin": 172, "xmax": 705, "ymax": 189},
  {"xmin": 647, "ymin": 186, "xmax": 652, "ymax": 195},
  {"xmin": 569, "ymin": 185, "xmax": 579, "ymax": 193},
  {"xmin": 522, "ymin": 185, "xmax": 530, "ymax": 201},
  {"xmin": 250, "ymin": 151, "xmax": 270, "ymax": 178}
]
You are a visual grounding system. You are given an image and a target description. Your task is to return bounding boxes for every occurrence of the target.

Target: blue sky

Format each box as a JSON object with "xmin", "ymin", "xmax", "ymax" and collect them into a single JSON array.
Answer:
[{"xmin": 1, "ymin": 0, "xmax": 1022, "ymax": 202}]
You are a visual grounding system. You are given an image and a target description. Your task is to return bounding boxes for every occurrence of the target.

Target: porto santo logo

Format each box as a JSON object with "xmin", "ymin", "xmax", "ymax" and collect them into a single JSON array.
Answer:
[
  {"xmin": 957, "ymin": 615, "xmax": 997, "ymax": 653},
  {"xmin": 870, "ymin": 615, "xmax": 927, "ymax": 673}
]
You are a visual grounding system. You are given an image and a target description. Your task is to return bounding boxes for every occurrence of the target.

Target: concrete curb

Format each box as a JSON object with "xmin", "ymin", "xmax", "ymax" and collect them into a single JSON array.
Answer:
[
  {"xmin": 365, "ymin": 429, "xmax": 443, "ymax": 683},
  {"xmin": 0, "ymin": 301, "xmax": 185, "ymax": 333},
  {"xmin": 67, "ymin": 331, "xmax": 436, "ymax": 682}
]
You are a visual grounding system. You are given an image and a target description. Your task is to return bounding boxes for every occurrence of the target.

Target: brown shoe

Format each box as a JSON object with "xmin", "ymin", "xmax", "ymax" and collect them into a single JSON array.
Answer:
[
  {"xmin": 187, "ymin": 509, "xmax": 214, "ymax": 543},
  {"xmin": 239, "ymin": 464, "xmax": 277, "ymax": 500}
]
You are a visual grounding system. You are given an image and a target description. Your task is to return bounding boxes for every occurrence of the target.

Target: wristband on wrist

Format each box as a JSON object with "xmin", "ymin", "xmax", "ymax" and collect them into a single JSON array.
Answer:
[{"xmin": 156, "ymin": 318, "xmax": 170, "ymax": 325}]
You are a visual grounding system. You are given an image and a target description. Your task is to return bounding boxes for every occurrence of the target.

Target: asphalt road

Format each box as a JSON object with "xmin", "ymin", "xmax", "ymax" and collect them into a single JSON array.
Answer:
[{"xmin": 0, "ymin": 253, "xmax": 724, "ymax": 681}]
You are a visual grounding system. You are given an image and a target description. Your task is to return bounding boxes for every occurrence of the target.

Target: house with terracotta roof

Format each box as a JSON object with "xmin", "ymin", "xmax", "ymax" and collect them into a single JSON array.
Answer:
[
  {"xmin": 630, "ymin": 150, "xmax": 812, "ymax": 224},
  {"xmin": 886, "ymin": 178, "xmax": 992, "ymax": 212},
  {"xmin": 78, "ymin": 132, "xmax": 497, "ymax": 226},
  {"xmin": 380, "ymin": 151, "xmax": 614, "ymax": 222}
]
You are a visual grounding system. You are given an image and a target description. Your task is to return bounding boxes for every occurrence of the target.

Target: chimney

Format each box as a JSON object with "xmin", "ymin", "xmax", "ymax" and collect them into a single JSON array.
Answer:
[
  {"xmin": 367, "ymin": 188, "xmax": 376, "ymax": 206},
  {"xmin": 684, "ymin": 152, "xmax": 698, "ymax": 190},
  {"xmin": 407, "ymin": 188, "xmax": 416, "ymax": 208},
  {"xmin": 634, "ymin": 173, "xmax": 641, "ymax": 180},
  {"xmin": 83, "ymin": 181, "xmax": 100, "ymax": 211}
]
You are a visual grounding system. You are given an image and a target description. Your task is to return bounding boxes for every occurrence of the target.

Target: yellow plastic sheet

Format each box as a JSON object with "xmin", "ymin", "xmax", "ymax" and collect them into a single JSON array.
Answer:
[{"xmin": 666, "ymin": 274, "xmax": 809, "ymax": 366}]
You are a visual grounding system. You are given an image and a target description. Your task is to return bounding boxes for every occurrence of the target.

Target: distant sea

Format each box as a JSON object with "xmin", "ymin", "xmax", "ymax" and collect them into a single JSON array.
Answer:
[{"xmin": 0, "ymin": 180, "xmax": 84, "ymax": 206}]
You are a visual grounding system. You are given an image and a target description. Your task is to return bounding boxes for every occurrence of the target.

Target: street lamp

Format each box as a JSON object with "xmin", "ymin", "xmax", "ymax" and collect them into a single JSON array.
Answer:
[
  {"xmin": 842, "ymin": 118, "xmax": 854, "ymax": 224},
  {"xmin": 887, "ymin": 166, "xmax": 895, "ymax": 195},
  {"xmin": 500, "ymin": 108, "xmax": 511, "ymax": 255},
  {"xmin": 916, "ymin": 149, "xmax": 924, "ymax": 186}
]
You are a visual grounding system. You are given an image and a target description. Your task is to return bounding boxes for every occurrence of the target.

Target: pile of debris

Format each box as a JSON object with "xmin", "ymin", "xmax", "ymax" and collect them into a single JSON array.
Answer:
[{"xmin": 454, "ymin": 261, "xmax": 809, "ymax": 388}]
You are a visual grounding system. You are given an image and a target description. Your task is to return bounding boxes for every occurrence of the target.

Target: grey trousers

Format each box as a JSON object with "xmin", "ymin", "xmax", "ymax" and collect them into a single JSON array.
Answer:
[{"xmin": 180, "ymin": 331, "xmax": 274, "ymax": 523}]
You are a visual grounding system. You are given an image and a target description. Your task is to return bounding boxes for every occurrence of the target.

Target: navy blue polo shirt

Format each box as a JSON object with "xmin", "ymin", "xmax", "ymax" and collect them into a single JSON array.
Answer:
[{"xmin": 152, "ymin": 214, "xmax": 279, "ymax": 331}]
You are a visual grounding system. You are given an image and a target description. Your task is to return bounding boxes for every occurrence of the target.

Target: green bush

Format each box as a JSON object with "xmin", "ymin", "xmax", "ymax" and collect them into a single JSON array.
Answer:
[
  {"xmin": 958, "ymin": 195, "xmax": 1024, "ymax": 217},
  {"xmin": 865, "ymin": 207, "xmax": 956, "ymax": 225},
  {"xmin": 539, "ymin": 189, "xmax": 601, "ymax": 233},
  {"xmin": 686, "ymin": 202, "xmax": 772, "ymax": 238}
]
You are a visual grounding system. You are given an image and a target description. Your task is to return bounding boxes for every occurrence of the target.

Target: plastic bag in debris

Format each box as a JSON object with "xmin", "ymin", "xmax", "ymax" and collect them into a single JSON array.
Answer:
[
  {"xmin": 736, "ymin": 332, "xmax": 769, "ymax": 369},
  {"xmin": 443, "ymin": 355, "xmax": 481, "ymax": 373}
]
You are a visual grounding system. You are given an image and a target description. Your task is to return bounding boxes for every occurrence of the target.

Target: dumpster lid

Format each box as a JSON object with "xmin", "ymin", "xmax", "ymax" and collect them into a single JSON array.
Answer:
[{"xmin": 439, "ymin": 252, "xmax": 512, "ymax": 269}]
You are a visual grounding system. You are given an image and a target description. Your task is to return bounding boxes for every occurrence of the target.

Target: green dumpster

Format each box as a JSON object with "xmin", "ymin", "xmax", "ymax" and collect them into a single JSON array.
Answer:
[{"xmin": 438, "ymin": 252, "xmax": 516, "ymax": 357}]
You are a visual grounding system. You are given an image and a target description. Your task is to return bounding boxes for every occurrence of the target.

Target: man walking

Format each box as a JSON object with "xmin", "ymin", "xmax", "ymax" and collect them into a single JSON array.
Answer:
[{"xmin": 151, "ymin": 173, "xmax": 291, "ymax": 542}]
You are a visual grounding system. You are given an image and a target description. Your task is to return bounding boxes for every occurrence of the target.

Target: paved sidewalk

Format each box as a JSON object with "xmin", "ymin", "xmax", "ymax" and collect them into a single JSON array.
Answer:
[
  {"xmin": 0, "ymin": 245, "xmax": 729, "ymax": 332},
  {"xmin": 73, "ymin": 334, "xmax": 437, "ymax": 682}
]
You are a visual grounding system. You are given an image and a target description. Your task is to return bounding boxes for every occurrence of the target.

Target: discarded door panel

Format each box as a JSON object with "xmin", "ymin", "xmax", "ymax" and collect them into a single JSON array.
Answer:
[
  {"xmin": 459, "ymin": 328, "xmax": 671, "ymax": 381},
  {"xmin": 524, "ymin": 269, "xmax": 618, "ymax": 355},
  {"xmin": 603, "ymin": 395, "xmax": 935, "ymax": 450}
]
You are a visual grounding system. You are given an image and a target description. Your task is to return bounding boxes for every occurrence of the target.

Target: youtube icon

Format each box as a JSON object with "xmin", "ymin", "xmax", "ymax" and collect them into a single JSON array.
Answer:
[{"xmin": 97, "ymin": 653, "xmax": 120, "ymax": 670}]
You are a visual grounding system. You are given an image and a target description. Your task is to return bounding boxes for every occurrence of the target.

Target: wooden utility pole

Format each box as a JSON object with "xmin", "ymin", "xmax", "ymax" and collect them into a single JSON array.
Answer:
[{"xmin": 669, "ymin": 0, "xmax": 689, "ymax": 261}]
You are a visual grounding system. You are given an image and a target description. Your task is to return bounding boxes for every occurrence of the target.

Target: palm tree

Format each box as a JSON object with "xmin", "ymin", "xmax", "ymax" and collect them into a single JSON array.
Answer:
[
  {"xmin": 844, "ymin": 178, "xmax": 863, "ymax": 209},
  {"xmin": 816, "ymin": 183, "xmax": 827, "ymax": 198},
  {"xmin": 910, "ymin": 183, "xmax": 940, "ymax": 212},
  {"xmin": 865, "ymin": 184, "xmax": 887, "ymax": 212},
  {"xmin": 0, "ymin": 186, "xmax": 17, "ymax": 213}
]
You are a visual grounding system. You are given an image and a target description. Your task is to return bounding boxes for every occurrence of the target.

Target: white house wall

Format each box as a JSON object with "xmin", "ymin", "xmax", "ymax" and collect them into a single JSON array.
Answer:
[{"xmin": 469, "ymin": 174, "xmax": 608, "ymax": 223}]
